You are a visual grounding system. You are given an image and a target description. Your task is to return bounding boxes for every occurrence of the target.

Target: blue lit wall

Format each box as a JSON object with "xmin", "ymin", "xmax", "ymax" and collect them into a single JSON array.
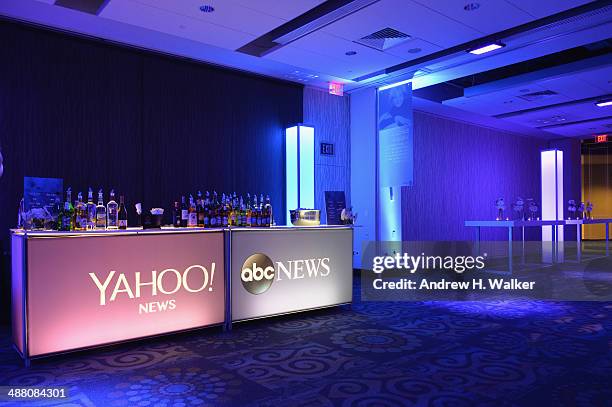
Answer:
[{"xmin": 401, "ymin": 111, "xmax": 548, "ymax": 241}]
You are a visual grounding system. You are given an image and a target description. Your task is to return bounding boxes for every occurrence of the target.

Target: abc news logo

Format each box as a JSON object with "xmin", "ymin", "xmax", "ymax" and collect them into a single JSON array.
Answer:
[{"xmin": 241, "ymin": 253, "xmax": 331, "ymax": 295}]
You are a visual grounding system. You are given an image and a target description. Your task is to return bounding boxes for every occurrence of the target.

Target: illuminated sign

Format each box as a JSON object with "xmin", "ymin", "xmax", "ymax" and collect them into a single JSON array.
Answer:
[
  {"xmin": 329, "ymin": 82, "xmax": 344, "ymax": 96},
  {"xmin": 18, "ymin": 232, "xmax": 225, "ymax": 357},
  {"xmin": 240, "ymin": 253, "xmax": 331, "ymax": 295},
  {"xmin": 596, "ymin": 134, "xmax": 608, "ymax": 143},
  {"xmin": 231, "ymin": 228, "xmax": 353, "ymax": 321}
]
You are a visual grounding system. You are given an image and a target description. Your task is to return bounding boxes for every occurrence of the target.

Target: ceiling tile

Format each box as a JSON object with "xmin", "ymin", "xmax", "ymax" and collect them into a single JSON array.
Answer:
[
  {"xmin": 267, "ymin": 30, "xmax": 404, "ymax": 79},
  {"xmin": 227, "ymin": 0, "xmax": 326, "ymax": 20},
  {"xmin": 320, "ymin": 0, "xmax": 482, "ymax": 49},
  {"xmin": 122, "ymin": 0, "xmax": 287, "ymax": 37},
  {"xmin": 504, "ymin": 0, "xmax": 593, "ymax": 19},
  {"xmin": 101, "ymin": 0, "xmax": 256, "ymax": 49},
  {"xmin": 411, "ymin": 0, "xmax": 534, "ymax": 35}
]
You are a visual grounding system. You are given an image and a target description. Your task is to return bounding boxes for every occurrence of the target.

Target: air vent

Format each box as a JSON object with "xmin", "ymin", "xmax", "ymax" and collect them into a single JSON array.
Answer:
[
  {"xmin": 517, "ymin": 90, "xmax": 558, "ymax": 102},
  {"xmin": 55, "ymin": 0, "xmax": 109, "ymax": 15},
  {"xmin": 354, "ymin": 27, "xmax": 412, "ymax": 51}
]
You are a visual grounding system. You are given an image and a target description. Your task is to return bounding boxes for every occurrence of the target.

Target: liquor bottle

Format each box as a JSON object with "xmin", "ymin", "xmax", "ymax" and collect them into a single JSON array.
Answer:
[
  {"xmin": 180, "ymin": 195, "xmax": 188, "ymax": 227},
  {"xmin": 75, "ymin": 192, "xmax": 87, "ymax": 231},
  {"xmin": 252, "ymin": 194, "xmax": 259, "ymax": 227},
  {"xmin": 172, "ymin": 201, "xmax": 181, "ymax": 228},
  {"xmin": 210, "ymin": 191, "xmax": 218, "ymax": 228},
  {"xmin": 239, "ymin": 196, "xmax": 246, "ymax": 227},
  {"xmin": 245, "ymin": 193, "xmax": 252, "ymax": 227},
  {"xmin": 260, "ymin": 194, "xmax": 266, "ymax": 226},
  {"xmin": 203, "ymin": 191, "xmax": 210, "ymax": 228},
  {"xmin": 264, "ymin": 195, "xmax": 273, "ymax": 227},
  {"xmin": 188, "ymin": 195, "xmax": 198, "ymax": 227},
  {"xmin": 95, "ymin": 189, "xmax": 107, "ymax": 229},
  {"xmin": 59, "ymin": 188, "xmax": 75, "ymax": 231},
  {"xmin": 221, "ymin": 194, "xmax": 229, "ymax": 226},
  {"xmin": 107, "ymin": 189, "xmax": 119, "ymax": 229},
  {"xmin": 197, "ymin": 191, "xmax": 205, "ymax": 227},
  {"xmin": 118, "ymin": 195, "xmax": 128, "ymax": 229},
  {"xmin": 86, "ymin": 187, "xmax": 96, "ymax": 230},
  {"xmin": 229, "ymin": 193, "xmax": 236, "ymax": 226}
]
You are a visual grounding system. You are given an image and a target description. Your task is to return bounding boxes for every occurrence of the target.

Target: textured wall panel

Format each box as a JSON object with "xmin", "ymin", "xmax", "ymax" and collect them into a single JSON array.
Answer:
[
  {"xmin": 402, "ymin": 111, "xmax": 548, "ymax": 241},
  {"xmin": 303, "ymin": 87, "xmax": 350, "ymax": 223}
]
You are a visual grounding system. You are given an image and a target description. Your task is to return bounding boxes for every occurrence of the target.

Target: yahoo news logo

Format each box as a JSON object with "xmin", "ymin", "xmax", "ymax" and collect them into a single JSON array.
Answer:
[{"xmin": 240, "ymin": 253, "xmax": 331, "ymax": 295}]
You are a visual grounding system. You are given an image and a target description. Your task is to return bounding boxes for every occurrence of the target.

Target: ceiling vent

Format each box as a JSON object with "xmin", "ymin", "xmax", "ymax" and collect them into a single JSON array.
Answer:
[
  {"xmin": 517, "ymin": 90, "xmax": 558, "ymax": 102},
  {"xmin": 55, "ymin": 0, "xmax": 109, "ymax": 15},
  {"xmin": 354, "ymin": 27, "xmax": 412, "ymax": 51}
]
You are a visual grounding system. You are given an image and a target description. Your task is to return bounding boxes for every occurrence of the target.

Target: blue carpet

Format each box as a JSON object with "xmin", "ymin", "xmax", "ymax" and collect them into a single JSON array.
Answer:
[{"xmin": 0, "ymin": 280, "xmax": 610, "ymax": 406}]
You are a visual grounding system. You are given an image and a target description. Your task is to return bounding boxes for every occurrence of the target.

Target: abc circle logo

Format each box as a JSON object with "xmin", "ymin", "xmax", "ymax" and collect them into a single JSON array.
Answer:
[{"xmin": 241, "ymin": 253, "xmax": 275, "ymax": 295}]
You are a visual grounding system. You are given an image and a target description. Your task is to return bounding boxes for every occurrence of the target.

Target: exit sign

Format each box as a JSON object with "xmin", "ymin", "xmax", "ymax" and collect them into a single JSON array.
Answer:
[
  {"xmin": 328, "ymin": 82, "xmax": 344, "ymax": 96},
  {"xmin": 596, "ymin": 134, "xmax": 608, "ymax": 143},
  {"xmin": 320, "ymin": 142, "xmax": 335, "ymax": 156}
]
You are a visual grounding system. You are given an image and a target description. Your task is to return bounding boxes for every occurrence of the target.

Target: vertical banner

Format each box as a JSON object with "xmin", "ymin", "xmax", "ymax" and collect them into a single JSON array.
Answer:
[{"xmin": 378, "ymin": 83, "xmax": 413, "ymax": 241}]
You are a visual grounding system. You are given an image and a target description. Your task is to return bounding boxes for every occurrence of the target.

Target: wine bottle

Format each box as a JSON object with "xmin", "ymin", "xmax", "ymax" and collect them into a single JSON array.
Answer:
[
  {"xmin": 264, "ymin": 194, "xmax": 272, "ymax": 227},
  {"xmin": 118, "ymin": 195, "xmax": 128, "ymax": 229},
  {"xmin": 172, "ymin": 201, "xmax": 181, "ymax": 228},
  {"xmin": 180, "ymin": 195, "xmax": 188, "ymax": 227}
]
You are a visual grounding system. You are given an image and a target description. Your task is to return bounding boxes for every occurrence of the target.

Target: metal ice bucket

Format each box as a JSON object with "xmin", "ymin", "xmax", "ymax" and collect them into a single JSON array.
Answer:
[{"xmin": 290, "ymin": 209, "xmax": 321, "ymax": 226}]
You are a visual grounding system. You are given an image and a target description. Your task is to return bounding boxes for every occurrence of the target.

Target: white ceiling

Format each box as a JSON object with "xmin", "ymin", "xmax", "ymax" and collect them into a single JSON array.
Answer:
[
  {"xmin": 443, "ymin": 63, "xmax": 612, "ymax": 138},
  {"xmin": 1, "ymin": 0, "xmax": 594, "ymax": 88},
  {"xmin": 1, "ymin": 0, "xmax": 609, "ymax": 138}
]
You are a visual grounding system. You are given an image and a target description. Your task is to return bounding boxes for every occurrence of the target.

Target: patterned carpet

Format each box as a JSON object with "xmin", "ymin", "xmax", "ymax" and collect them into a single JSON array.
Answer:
[{"xmin": 0, "ymin": 280, "xmax": 611, "ymax": 406}]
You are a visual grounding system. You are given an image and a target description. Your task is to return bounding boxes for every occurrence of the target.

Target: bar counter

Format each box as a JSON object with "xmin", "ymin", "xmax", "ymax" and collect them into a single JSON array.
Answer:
[{"xmin": 11, "ymin": 225, "xmax": 353, "ymax": 364}]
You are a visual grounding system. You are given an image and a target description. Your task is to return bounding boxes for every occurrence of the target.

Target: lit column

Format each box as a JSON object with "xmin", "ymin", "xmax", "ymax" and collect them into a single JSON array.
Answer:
[
  {"xmin": 541, "ymin": 149, "xmax": 563, "ymax": 261},
  {"xmin": 286, "ymin": 125, "xmax": 314, "ymax": 225}
]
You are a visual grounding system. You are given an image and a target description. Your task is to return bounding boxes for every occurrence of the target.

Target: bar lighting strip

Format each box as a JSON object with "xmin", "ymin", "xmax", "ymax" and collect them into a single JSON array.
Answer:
[{"xmin": 286, "ymin": 125, "xmax": 315, "ymax": 225}]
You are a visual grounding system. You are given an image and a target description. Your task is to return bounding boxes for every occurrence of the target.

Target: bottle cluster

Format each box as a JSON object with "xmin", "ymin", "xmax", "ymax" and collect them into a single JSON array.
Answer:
[
  {"xmin": 173, "ymin": 191, "xmax": 273, "ymax": 228},
  {"xmin": 57, "ymin": 187, "xmax": 128, "ymax": 231}
]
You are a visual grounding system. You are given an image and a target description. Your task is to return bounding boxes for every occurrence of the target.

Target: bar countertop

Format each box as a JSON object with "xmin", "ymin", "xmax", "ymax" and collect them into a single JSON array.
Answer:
[{"xmin": 10, "ymin": 224, "xmax": 353, "ymax": 238}]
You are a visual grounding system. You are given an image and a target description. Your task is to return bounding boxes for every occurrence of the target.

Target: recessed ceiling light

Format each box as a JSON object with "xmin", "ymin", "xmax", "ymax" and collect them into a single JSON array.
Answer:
[
  {"xmin": 464, "ymin": 3, "xmax": 480, "ymax": 11},
  {"xmin": 407, "ymin": 48, "xmax": 422, "ymax": 54},
  {"xmin": 595, "ymin": 99, "xmax": 612, "ymax": 107},
  {"xmin": 199, "ymin": 4, "xmax": 214, "ymax": 13},
  {"xmin": 345, "ymin": 51, "xmax": 357, "ymax": 56},
  {"xmin": 468, "ymin": 42, "xmax": 505, "ymax": 55}
]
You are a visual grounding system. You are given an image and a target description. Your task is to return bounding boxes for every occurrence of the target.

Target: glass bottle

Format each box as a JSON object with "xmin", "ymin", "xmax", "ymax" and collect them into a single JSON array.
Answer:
[
  {"xmin": 188, "ymin": 195, "xmax": 198, "ymax": 227},
  {"xmin": 180, "ymin": 195, "xmax": 188, "ymax": 227},
  {"xmin": 107, "ymin": 189, "xmax": 118, "ymax": 229},
  {"xmin": 75, "ymin": 192, "xmax": 87, "ymax": 231},
  {"xmin": 245, "ymin": 193, "xmax": 252, "ymax": 227},
  {"xmin": 252, "ymin": 194, "xmax": 259, "ymax": 227},
  {"xmin": 118, "ymin": 195, "xmax": 128, "ymax": 229},
  {"xmin": 221, "ymin": 194, "xmax": 229, "ymax": 227},
  {"xmin": 264, "ymin": 194, "xmax": 272, "ymax": 227},
  {"xmin": 172, "ymin": 201, "xmax": 181, "ymax": 228},
  {"xmin": 95, "ymin": 189, "xmax": 107, "ymax": 229},
  {"xmin": 197, "ymin": 191, "xmax": 205, "ymax": 227},
  {"xmin": 203, "ymin": 191, "xmax": 210, "ymax": 228},
  {"xmin": 59, "ymin": 188, "xmax": 75, "ymax": 231},
  {"xmin": 86, "ymin": 187, "xmax": 97, "ymax": 230}
]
